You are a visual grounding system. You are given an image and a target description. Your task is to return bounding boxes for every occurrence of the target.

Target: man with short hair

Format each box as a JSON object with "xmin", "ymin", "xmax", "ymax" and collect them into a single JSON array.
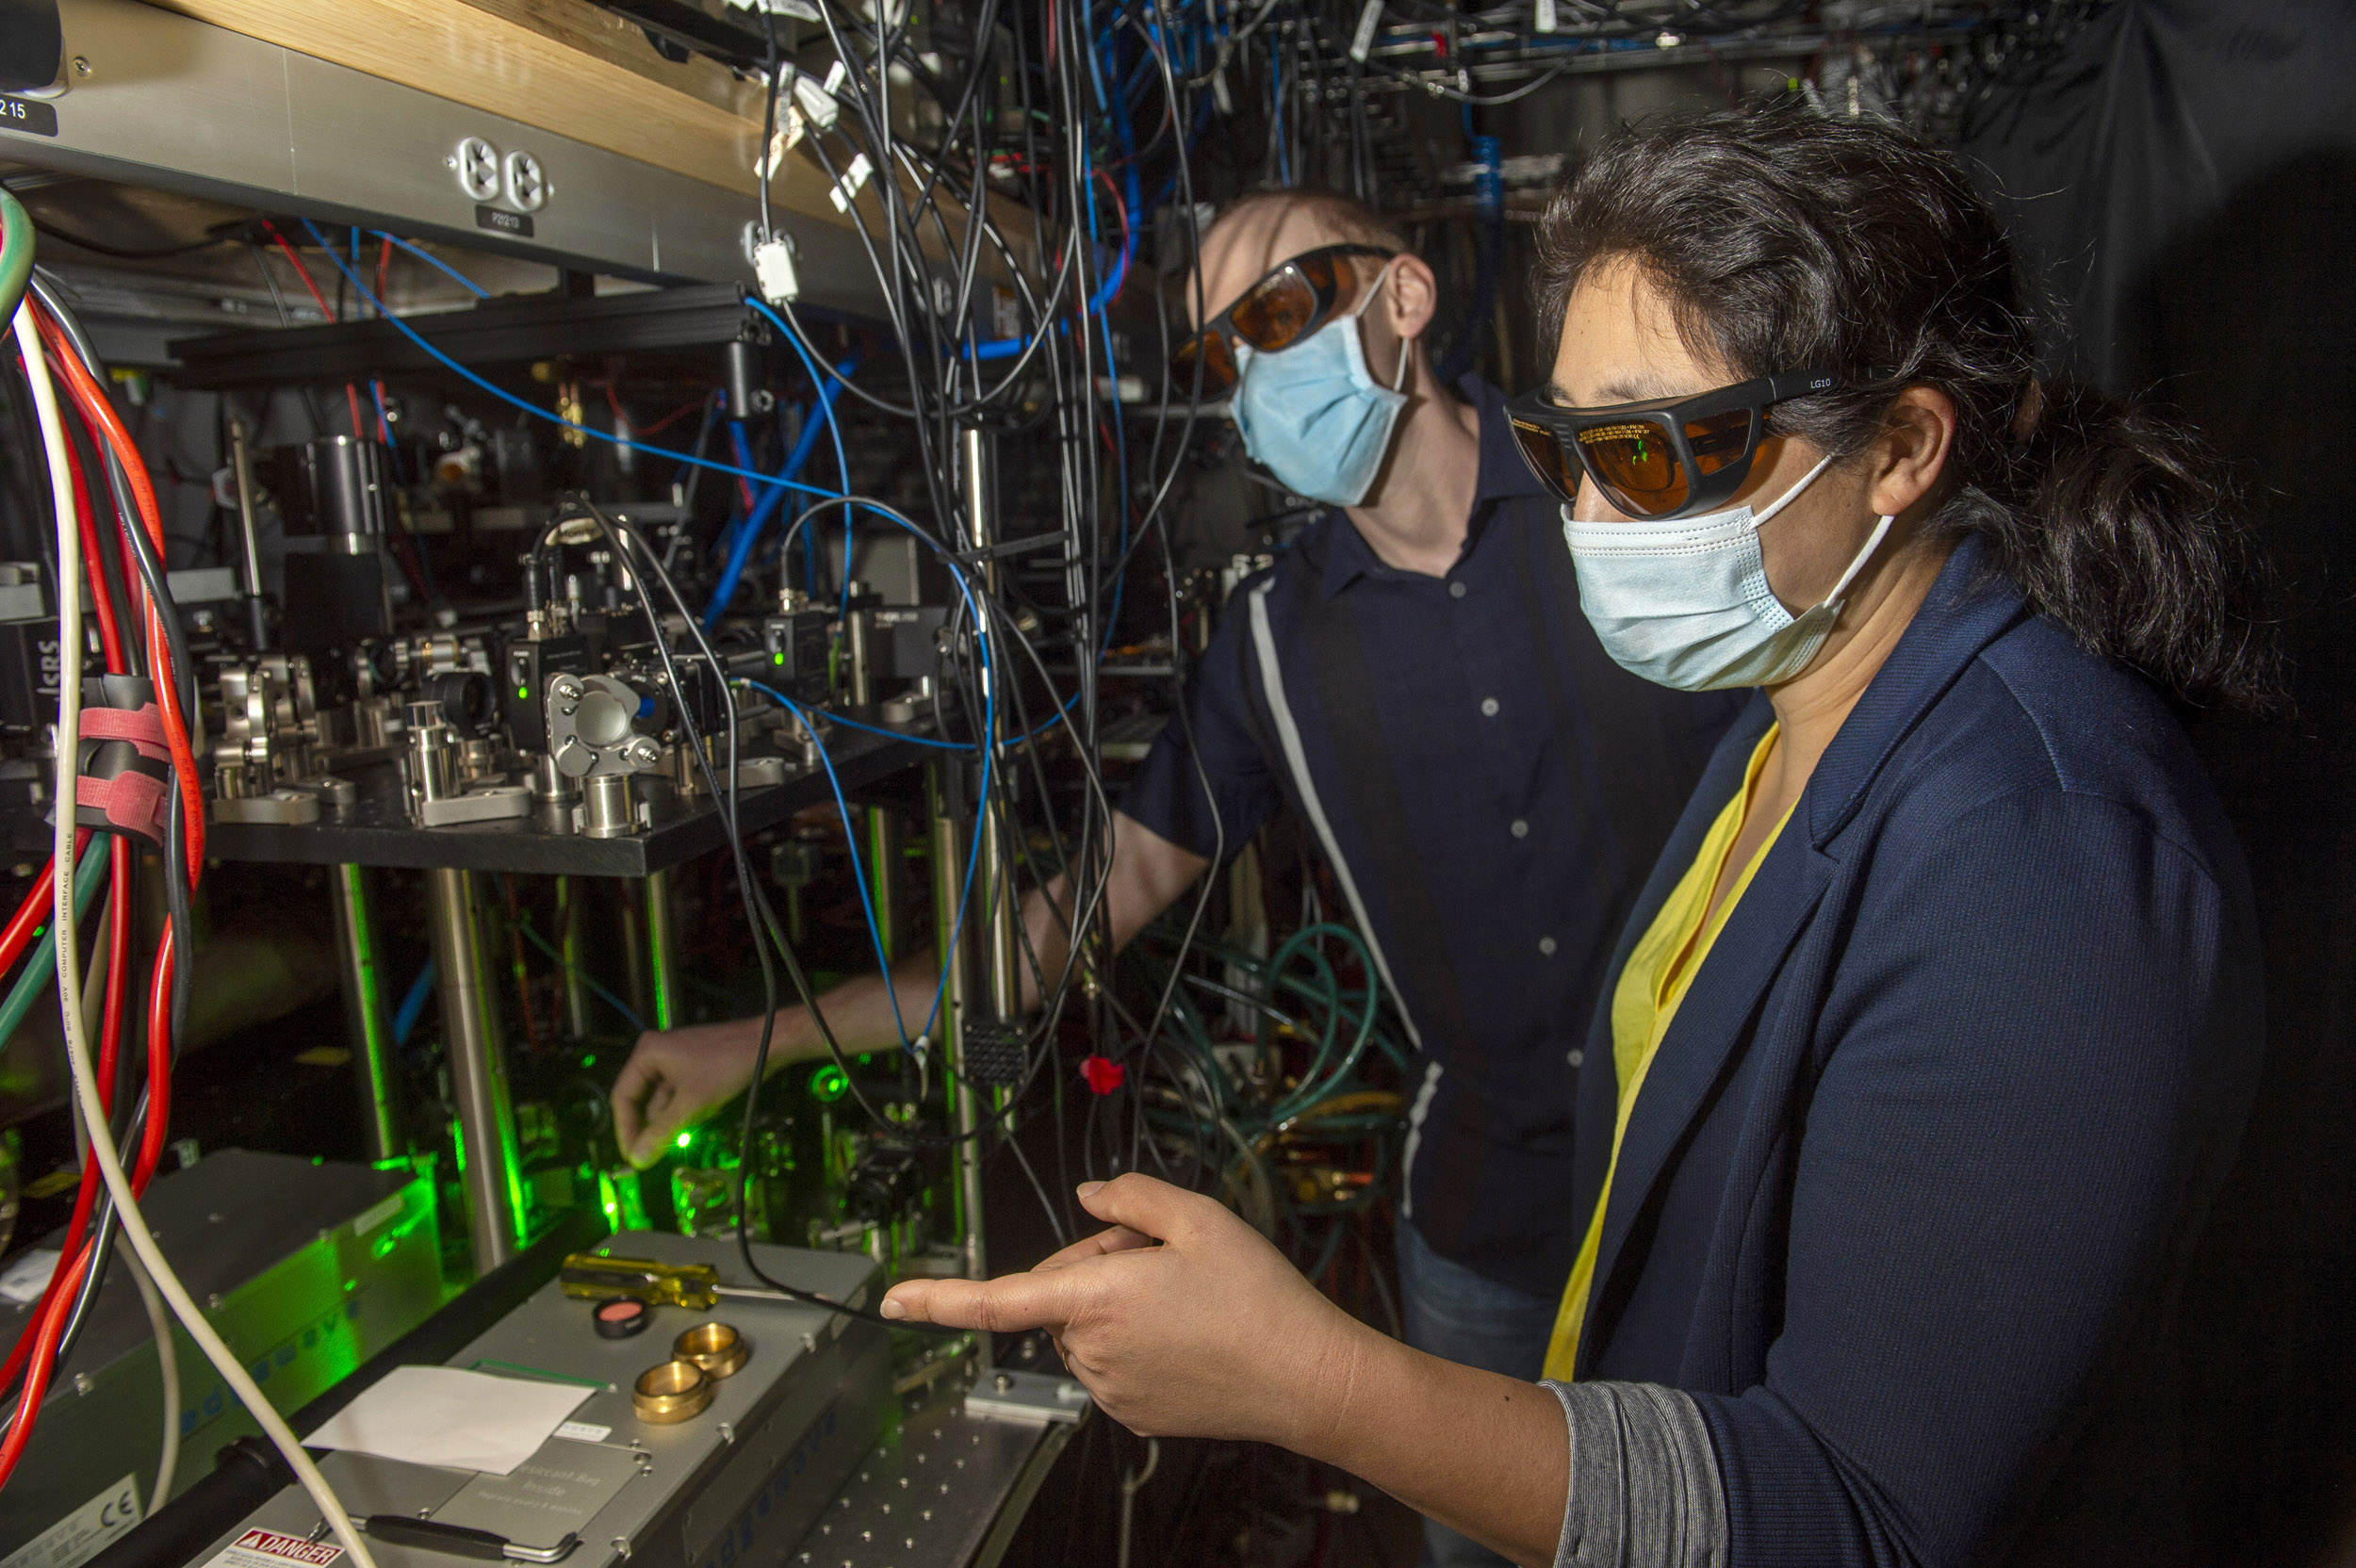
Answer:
[{"xmin": 612, "ymin": 189, "xmax": 1738, "ymax": 1568}]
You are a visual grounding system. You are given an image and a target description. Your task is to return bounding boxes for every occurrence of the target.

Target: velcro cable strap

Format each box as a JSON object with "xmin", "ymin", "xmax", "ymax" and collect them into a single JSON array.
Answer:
[
  {"xmin": 79, "ymin": 702, "xmax": 170, "ymax": 761},
  {"xmin": 73, "ymin": 675, "xmax": 171, "ymax": 844},
  {"xmin": 75, "ymin": 770, "xmax": 167, "ymax": 843}
]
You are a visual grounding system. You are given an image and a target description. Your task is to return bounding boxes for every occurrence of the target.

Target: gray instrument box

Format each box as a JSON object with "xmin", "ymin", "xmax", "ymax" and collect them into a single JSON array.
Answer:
[
  {"xmin": 0, "ymin": 1150, "xmax": 444, "ymax": 1563},
  {"xmin": 199, "ymin": 1233, "xmax": 888, "ymax": 1568}
]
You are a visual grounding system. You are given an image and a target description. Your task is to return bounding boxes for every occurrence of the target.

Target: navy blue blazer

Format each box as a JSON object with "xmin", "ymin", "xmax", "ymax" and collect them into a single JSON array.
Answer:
[{"xmin": 1568, "ymin": 536, "xmax": 2265, "ymax": 1568}]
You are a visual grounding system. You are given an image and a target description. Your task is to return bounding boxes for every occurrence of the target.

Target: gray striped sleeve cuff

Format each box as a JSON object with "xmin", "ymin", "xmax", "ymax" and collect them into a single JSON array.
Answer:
[{"xmin": 1541, "ymin": 1380, "xmax": 1727, "ymax": 1568}]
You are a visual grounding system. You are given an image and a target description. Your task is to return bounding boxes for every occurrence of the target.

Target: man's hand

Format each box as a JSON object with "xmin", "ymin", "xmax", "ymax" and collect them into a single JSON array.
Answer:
[
  {"xmin": 880, "ymin": 1174, "xmax": 1372, "ymax": 1450},
  {"xmin": 610, "ymin": 1021, "xmax": 767, "ymax": 1168}
]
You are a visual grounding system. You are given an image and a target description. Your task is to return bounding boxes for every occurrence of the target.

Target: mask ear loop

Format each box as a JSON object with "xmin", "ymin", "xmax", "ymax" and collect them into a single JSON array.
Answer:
[
  {"xmin": 1744, "ymin": 451, "xmax": 1893, "ymax": 612},
  {"xmin": 1820, "ymin": 513, "xmax": 1896, "ymax": 610},
  {"xmin": 1747, "ymin": 451, "xmax": 1838, "ymax": 530},
  {"xmin": 1343, "ymin": 256, "xmax": 1412, "ymax": 392}
]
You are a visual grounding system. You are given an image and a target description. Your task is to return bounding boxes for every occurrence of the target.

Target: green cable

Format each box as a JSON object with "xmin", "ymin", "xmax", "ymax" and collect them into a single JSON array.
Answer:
[
  {"xmin": 0, "ymin": 187, "xmax": 35, "ymax": 327},
  {"xmin": 1261, "ymin": 926, "xmax": 1383, "ymax": 1120},
  {"xmin": 0, "ymin": 847, "xmax": 113, "ymax": 1054}
]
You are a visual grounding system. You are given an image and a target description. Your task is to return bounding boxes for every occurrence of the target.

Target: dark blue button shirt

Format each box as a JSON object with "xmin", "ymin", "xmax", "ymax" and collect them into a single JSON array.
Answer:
[{"xmin": 1123, "ymin": 379, "xmax": 1742, "ymax": 1294}]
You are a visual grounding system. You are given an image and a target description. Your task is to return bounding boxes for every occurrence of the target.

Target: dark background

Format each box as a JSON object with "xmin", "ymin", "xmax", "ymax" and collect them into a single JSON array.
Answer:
[{"xmin": 1960, "ymin": 4, "xmax": 2356, "ymax": 1560}]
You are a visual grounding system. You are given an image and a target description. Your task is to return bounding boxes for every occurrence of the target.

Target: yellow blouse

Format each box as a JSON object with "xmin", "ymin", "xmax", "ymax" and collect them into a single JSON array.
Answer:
[{"xmin": 1541, "ymin": 726, "xmax": 1795, "ymax": 1381}]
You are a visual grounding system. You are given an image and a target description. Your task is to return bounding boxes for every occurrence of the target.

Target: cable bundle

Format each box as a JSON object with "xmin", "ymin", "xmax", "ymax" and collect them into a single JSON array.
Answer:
[{"xmin": 0, "ymin": 191, "xmax": 383, "ymax": 1566}]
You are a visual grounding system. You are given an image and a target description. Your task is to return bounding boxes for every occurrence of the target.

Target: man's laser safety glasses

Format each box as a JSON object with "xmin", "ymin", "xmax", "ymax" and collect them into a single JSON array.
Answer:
[{"xmin": 1170, "ymin": 243, "xmax": 1397, "ymax": 398}]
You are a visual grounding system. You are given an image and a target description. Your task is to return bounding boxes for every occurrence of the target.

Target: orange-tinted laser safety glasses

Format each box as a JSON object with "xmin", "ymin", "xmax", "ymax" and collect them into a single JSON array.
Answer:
[
  {"xmin": 1169, "ymin": 243, "xmax": 1397, "ymax": 398},
  {"xmin": 1506, "ymin": 369, "xmax": 1837, "ymax": 521}
]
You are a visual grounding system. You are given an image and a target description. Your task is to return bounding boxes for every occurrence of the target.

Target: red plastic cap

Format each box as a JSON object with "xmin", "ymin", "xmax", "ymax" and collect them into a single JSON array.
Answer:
[{"xmin": 1080, "ymin": 1055, "xmax": 1125, "ymax": 1096}]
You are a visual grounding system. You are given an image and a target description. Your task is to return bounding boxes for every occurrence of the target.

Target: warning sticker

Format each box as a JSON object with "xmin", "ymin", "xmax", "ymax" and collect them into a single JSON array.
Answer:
[
  {"xmin": 0, "ymin": 1474, "xmax": 142, "ymax": 1568},
  {"xmin": 200, "ymin": 1531, "xmax": 344, "ymax": 1568},
  {"xmin": 0, "ymin": 1248, "xmax": 60, "ymax": 1307},
  {"xmin": 352, "ymin": 1194, "xmax": 403, "ymax": 1237}
]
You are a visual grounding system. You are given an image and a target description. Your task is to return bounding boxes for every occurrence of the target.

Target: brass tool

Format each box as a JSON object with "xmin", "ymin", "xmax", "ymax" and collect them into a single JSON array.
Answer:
[
  {"xmin": 630, "ymin": 1359, "xmax": 712, "ymax": 1424},
  {"xmin": 561, "ymin": 1253, "xmax": 721, "ymax": 1311},
  {"xmin": 673, "ymin": 1321, "xmax": 748, "ymax": 1380}
]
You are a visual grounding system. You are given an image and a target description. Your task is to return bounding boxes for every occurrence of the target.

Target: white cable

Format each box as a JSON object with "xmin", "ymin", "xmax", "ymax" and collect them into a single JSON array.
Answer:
[
  {"xmin": 120, "ymin": 1239, "xmax": 178, "ymax": 1511},
  {"xmin": 1116, "ymin": 1438, "xmax": 1161, "ymax": 1568},
  {"xmin": 14, "ymin": 300, "xmax": 380, "ymax": 1568}
]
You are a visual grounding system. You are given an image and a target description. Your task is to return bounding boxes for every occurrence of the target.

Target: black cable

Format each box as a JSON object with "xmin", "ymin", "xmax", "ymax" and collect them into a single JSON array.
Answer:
[
  {"xmin": 562, "ymin": 497, "xmax": 957, "ymax": 1333},
  {"xmin": 1, "ymin": 271, "xmax": 202, "ymax": 1397},
  {"xmin": 9, "ymin": 204, "xmax": 235, "ymax": 262}
]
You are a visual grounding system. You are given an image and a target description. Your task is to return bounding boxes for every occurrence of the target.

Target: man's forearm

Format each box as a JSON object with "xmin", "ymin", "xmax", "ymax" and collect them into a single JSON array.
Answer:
[{"xmin": 745, "ymin": 877, "xmax": 1082, "ymax": 1067}]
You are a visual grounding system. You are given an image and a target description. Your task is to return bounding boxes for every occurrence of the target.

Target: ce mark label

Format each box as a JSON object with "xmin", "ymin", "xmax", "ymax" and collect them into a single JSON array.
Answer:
[{"xmin": 0, "ymin": 96, "xmax": 59, "ymax": 138}]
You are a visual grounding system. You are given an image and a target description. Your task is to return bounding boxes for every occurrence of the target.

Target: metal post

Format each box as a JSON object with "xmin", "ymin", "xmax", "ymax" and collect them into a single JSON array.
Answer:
[
  {"xmin": 961, "ymin": 425, "xmax": 1022, "ymax": 1032},
  {"xmin": 615, "ymin": 876, "xmax": 652, "ymax": 1029},
  {"xmin": 644, "ymin": 868, "xmax": 677, "ymax": 1033},
  {"xmin": 427, "ymin": 867, "xmax": 523, "ymax": 1273},
  {"xmin": 555, "ymin": 876, "xmax": 590, "ymax": 1041},
  {"xmin": 845, "ymin": 607, "xmax": 875, "ymax": 708},
  {"xmin": 329, "ymin": 864, "xmax": 401, "ymax": 1162},
  {"xmin": 928, "ymin": 762, "xmax": 986, "ymax": 1291},
  {"xmin": 865, "ymin": 807, "xmax": 905, "ymax": 962},
  {"xmin": 228, "ymin": 418, "xmax": 269, "ymax": 650}
]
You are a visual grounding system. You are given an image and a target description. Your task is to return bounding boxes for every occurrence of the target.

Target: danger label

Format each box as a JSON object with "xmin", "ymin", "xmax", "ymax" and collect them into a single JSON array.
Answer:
[{"xmin": 206, "ymin": 1533, "xmax": 343, "ymax": 1568}]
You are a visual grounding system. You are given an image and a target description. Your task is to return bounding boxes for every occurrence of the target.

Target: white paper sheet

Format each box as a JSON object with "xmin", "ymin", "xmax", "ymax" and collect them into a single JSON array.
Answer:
[{"xmin": 304, "ymin": 1366, "xmax": 595, "ymax": 1477}]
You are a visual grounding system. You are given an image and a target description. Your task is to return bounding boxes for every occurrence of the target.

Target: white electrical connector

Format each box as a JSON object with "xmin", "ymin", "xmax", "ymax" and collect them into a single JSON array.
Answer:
[
  {"xmin": 828, "ymin": 152, "xmax": 874, "ymax": 213},
  {"xmin": 792, "ymin": 74, "xmax": 840, "ymax": 132},
  {"xmin": 753, "ymin": 235, "xmax": 801, "ymax": 304},
  {"xmin": 758, "ymin": 104, "xmax": 809, "ymax": 180},
  {"xmin": 1535, "ymin": 0, "xmax": 1559, "ymax": 32},
  {"xmin": 1349, "ymin": 0, "xmax": 1383, "ymax": 64},
  {"xmin": 13, "ymin": 301, "xmax": 380, "ymax": 1568}
]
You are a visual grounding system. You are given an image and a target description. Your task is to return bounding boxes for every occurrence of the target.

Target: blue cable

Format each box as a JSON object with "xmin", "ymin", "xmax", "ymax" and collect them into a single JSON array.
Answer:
[
  {"xmin": 733, "ymin": 299, "xmax": 856, "ymax": 604},
  {"xmin": 818, "ymin": 693, "xmax": 1077, "ymax": 751},
  {"xmin": 740, "ymin": 666, "xmax": 991, "ymax": 1054},
  {"xmin": 703, "ymin": 358, "xmax": 859, "ymax": 627},
  {"xmin": 1086, "ymin": 16, "xmax": 1143, "ymax": 657},
  {"xmin": 298, "ymin": 220, "xmax": 835, "ymax": 500},
  {"xmin": 370, "ymin": 230, "xmax": 490, "ymax": 299},
  {"xmin": 747, "ymin": 489, "xmax": 993, "ymax": 1056},
  {"xmin": 393, "ymin": 960, "xmax": 435, "ymax": 1048},
  {"xmin": 515, "ymin": 918, "xmax": 647, "ymax": 1035}
]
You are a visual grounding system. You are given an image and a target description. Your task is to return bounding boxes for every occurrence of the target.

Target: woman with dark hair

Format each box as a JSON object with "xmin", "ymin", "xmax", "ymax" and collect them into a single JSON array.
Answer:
[{"xmin": 881, "ymin": 109, "xmax": 2273, "ymax": 1568}]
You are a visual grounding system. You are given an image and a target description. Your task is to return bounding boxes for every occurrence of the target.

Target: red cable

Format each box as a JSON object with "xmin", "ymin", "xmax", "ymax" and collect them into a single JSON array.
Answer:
[
  {"xmin": 34, "ymin": 306, "xmax": 206, "ymax": 875},
  {"xmin": 264, "ymin": 223, "xmax": 335, "ymax": 321},
  {"xmin": 0, "ymin": 845, "xmax": 72, "ymax": 978},
  {"xmin": 630, "ymin": 396, "xmax": 709, "ymax": 437},
  {"xmin": 0, "ymin": 419, "xmax": 139, "ymax": 1437},
  {"xmin": 39, "ymin": 321, "xmax": 189, "ymax": 1206},
  {"xmin": 131, "ymin": 929, "xmax": 177, "ymax": 1190},
  {"xmin": 0, "ymin": 841, "xmax": 132, "ymax": 1430},
  {"xmin": 57, "ymin": 428, "xmax": 126, "ymax": 672},
  {"xmin": 0, "ymin": 1246, "xmax": 93, "ymax": 1478},
  {"xmin": 259, "ymin": 225, "xmax": 368, "ymax": 439}
]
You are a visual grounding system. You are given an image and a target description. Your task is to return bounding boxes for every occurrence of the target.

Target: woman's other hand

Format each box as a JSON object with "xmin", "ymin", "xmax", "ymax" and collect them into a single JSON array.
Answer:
[{"xmin": 881, "ymin": 1173, "xmax": 1369, "ymax": 1450}]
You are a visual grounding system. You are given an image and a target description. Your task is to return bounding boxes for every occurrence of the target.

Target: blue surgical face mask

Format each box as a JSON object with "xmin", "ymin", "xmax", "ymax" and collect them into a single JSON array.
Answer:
[
  {"xmin": 1562, "ymin": 455, "xmax": 1895, "ymax": 690},
  {"xmin": 1228, "ymin": 259, "xmax": 1409, "ymax": 508}
]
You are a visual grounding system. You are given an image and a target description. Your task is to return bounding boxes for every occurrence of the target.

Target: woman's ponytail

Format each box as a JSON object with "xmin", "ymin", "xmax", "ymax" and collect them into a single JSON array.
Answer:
[{"xmin": 1972, "ymin": 379, "xmax": 2282, "ymax": 710}]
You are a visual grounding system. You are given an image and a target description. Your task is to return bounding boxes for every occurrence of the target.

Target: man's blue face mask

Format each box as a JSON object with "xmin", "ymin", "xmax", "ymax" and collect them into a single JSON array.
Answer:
[{"xmin": 1229, "ymin": 257, "xmax": 1410, "ymax": 508}]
